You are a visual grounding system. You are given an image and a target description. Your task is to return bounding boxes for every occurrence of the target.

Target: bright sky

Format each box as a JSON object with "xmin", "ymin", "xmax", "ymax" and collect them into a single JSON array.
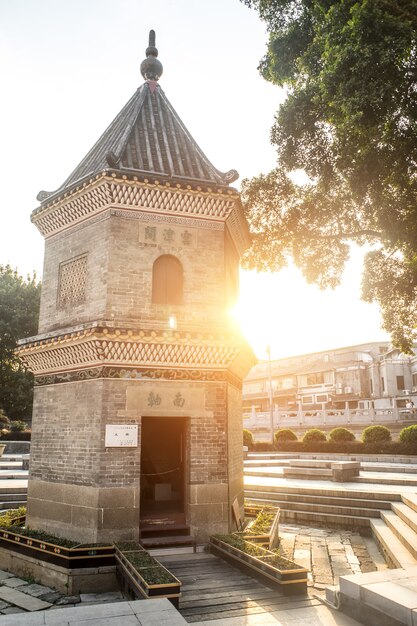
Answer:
[{"xmin": 0, "ymin": 0, "xmax": 389, "ymax": 360}]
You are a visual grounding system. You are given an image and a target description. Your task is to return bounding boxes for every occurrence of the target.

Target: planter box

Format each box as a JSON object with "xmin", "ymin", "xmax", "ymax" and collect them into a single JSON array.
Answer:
[
  {"xmin": 0, "ymin": 528, "xmax": 114, "ymax": 569},
  {"xmin": 241, "ymin": 505, "xmax": 280, "ymax": 550},
  {"xmin": 114, "ymin": 545, "xmax": 181, "ymax": 607},
  {"xmin": 210, "ymin": 535, "xmax": 308, "ymax": 595}
]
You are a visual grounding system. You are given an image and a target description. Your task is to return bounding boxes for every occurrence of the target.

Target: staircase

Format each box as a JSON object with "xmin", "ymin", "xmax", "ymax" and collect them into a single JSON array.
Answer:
[
  {"xmin": 139, "ymin": 515, "xmax": 196, "ymax": 551},
  {"xmin": 245, "ymin": 482, "xmax": 399, "ymax": 529},
  {"xmin": 245, "ymin": 482, "xmax": 417, "ymax": 568},
  {"xmin": 371, "ymin": 493, "xmax": 417, "ymax": 568}
]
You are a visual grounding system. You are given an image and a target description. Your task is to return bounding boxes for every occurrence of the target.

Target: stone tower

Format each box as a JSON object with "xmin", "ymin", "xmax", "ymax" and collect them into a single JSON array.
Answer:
[{"xmin": 19, "ymin": 33, "xmax": 255, "ymax": 544}]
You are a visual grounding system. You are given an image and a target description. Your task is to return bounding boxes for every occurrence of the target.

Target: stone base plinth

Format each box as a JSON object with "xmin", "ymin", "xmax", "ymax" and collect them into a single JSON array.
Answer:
[
  {"xmin": 0, "ymin": 546, "xmax": 117, "ymax": 595},
  {"xmin": 26, "ymin": 479, "xmax": 139, "ymax": 544}
]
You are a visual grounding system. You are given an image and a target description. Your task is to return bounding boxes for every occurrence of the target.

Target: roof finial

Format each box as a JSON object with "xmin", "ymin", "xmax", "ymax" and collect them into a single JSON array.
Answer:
[{"xmin": 140, "ymin": 29, "xmax": 163, "ymax": 82}]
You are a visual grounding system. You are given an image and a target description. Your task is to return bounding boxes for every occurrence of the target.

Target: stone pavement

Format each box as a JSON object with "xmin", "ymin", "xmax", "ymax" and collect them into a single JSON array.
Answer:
[{"xmin": 277, "ymin": 522, "xmax": 387, "ymax": 595}]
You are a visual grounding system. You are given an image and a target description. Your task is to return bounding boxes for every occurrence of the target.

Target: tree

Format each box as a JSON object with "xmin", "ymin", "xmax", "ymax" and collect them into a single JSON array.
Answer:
[
  {"xmin": 241, "ymin": 0, "xmax": 417, "ymax": 351},
  {"xmin": 0, "ymin": 266, "xmax": 41, "ymax": 420}
]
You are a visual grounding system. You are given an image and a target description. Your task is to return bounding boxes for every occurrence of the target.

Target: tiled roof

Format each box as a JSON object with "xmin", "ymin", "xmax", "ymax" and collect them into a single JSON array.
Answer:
[{"xmin": 38, "ymin": 81, "xmax": 238, "ymax": 203}]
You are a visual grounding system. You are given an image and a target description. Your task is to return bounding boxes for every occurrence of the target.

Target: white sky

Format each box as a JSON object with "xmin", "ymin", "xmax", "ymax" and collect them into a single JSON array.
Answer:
[{"xmin": 0, "ymin": 0, "xmax": 389, "ymax": 359}]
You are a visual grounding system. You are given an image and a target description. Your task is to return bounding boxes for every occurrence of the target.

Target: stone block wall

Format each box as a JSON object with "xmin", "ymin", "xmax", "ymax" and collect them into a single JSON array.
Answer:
[{"xmin": 27, "ymin": 376, "xmax": 241, "ymax": 543}]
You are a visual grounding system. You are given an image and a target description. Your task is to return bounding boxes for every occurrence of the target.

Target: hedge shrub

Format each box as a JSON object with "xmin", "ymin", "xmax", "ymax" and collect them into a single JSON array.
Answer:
[
  {"xmin": 302, "ymin": 429, "xmax": 326, "ymax": 443},
  {"xmin": 329, "ymin": 427, "xmax": 355, "ymax": 443},
  {"xmin": 274, "ymin": 429, "xmax": 298, "ymax": 444},
  {"xmin": 362, "ymin": 425, "xmax": 391, "ymax": 445},
  {"xmin": 399, "ymin": 425, "xmax": 417, "ymax": 445},
  {"xmin": 243, "ymin": 429, "xmax": 254, "ymax": 448}
]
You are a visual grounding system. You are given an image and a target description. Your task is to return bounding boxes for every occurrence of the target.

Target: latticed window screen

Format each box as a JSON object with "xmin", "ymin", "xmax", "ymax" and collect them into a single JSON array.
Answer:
[{"xmin": 57, "ymin": 254, "xmax": 87, "ymax": 308}]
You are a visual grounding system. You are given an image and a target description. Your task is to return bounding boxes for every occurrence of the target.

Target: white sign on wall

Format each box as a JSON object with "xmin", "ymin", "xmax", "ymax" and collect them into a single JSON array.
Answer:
[{"xmin": 105, "ymin": 425, "xmax": 138, "ymax": 447}]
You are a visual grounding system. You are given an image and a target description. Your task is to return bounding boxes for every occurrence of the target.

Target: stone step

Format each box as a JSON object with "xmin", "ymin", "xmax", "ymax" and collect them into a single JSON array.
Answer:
[
  {"xmin": 402, "ymin": 492, "xmax": 417, "ymax": 514},
  {"xmin": 0, "ymin": 500, "xmax": 26, "ymax": 510},
  {"xmin": 245, "ymin": 495, "xmax": 371, "ymax": 528},
  {"xmin": 255, "ymin": 491, "xmax": 392, "ymax": 510},
  {"xmin": 357, "ymin": 474, "xmax": 417, "ymax": 487},
  {"xmin": 140, "ymin": 534, "xmax": 196, "ymax": 551},
  {"xmin": 391, "ymin": 501, "xmax": 417, "ymax": 534},
  {"xmin": 338, "ymin": 567, "xmax": 417, "ymax": 626},
  {"xmin": 370, "ymin": 518, "xmax": 417, "ymax": 568},
  {"xmin": 245, "ymin": 481, "xmax": 402, "ymax": 502},
  {"xmin": 245, "ymin": 492, "xmax": 381, "ymax": 518},
  {"xmin": 0, "ymin": 486, "xmax": 27, "ymax": 494},
  {"xmin": 380, "ymin": 509, "xmax": 417, "ymax": 560}
]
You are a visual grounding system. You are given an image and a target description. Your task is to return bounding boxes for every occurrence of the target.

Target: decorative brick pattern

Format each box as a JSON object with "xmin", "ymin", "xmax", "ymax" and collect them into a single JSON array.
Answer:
[
  {"xmin": 32, "ymin": 177, "xmax": 243, "ymax": 241},
  {"xmin": 18, "ymin": 327, "xmax": 242, "ymax": 375},
  {"xmin": 57, "ymin": 255, "xmax": 88, "ymax": 309}
]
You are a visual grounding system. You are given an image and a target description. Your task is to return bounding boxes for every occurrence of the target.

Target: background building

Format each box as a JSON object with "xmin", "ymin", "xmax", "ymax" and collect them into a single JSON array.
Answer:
[{"xmin": 243, "ymin": 342, "xmax": 417, "ymax": 419}]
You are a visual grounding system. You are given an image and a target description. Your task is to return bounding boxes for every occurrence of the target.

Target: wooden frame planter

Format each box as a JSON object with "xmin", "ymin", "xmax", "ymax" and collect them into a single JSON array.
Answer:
[
  {"xmin": 210, "ymin": 535, "xmax": 308, "ymax": 595},
  {"xmin": 241, "ymin": 505, "xmax": 280, "ymax": 549},
  {"xmin": 114, "ymin": 545, "xmax": 181, "ymax": 607},
  {"xmin": 0, "ymin": 528, "xmax": 114, "ymax": 569}
]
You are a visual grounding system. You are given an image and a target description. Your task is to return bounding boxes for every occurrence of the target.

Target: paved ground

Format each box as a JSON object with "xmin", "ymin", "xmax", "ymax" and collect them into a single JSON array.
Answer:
[{"xmin": 278, "ymin": 522, "xmax": 386, "ymax": 594}]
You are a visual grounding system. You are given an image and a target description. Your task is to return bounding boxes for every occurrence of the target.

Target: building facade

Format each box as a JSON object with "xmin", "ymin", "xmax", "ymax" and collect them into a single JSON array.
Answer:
[
  {"xmin": 19, "ymin": 34, "xmax": 255, "ymax": 543},
  {"xmin": 243, "ymin": 342, "xmax": 417, "ymax": 417}
]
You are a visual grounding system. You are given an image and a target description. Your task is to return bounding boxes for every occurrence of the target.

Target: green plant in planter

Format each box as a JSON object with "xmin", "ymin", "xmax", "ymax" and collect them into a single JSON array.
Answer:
[
  {"xmin": 0, "ymin": 506, "xmax": 26, "ymax": 528},
  {"xmin": 9, "ymin": 420, "xmax": 27, "ymax": 432},
  {"xmin": 248, "ymin": 508, "xmax": 276, "ymax": 535},
  {"xmin": 302, "ymin": 428, "xmax": 326, "ymax": 443},
  {"xmin": 362, "ymin": 425, "xmax": 391, "ymax": 444},
  {"xmin": 329, "ymin": 427, "xmax": 356, "ymax": 442},
  {"xmin": 213, "ymin": 534, "xmax": 296, "ymax": 570}
]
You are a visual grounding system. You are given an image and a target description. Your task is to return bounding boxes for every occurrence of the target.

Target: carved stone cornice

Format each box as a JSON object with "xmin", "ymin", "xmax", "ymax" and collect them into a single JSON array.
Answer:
[
  {"xmin": 17, "ymin": 325, "xmax": 254, "ymax": 379},
  {"xmin": 33, "ymin": 366, "xmax": 243, "ymax": 389},
  {"xmin": 30, "ymin": 173, "xmax": 251, "ymax": 254}
]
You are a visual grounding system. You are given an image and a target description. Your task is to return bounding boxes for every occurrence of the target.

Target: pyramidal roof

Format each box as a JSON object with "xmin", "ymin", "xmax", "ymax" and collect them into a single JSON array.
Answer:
[{"xmin": 38, "ymin": 32, "xmax": 238, "ymax": 204}]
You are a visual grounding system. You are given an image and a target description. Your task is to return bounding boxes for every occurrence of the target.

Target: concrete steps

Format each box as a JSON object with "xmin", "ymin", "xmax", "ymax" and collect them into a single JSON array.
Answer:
[{"xmin": 244, "ymin": 484, "xmax": 398, "ymax": 528}]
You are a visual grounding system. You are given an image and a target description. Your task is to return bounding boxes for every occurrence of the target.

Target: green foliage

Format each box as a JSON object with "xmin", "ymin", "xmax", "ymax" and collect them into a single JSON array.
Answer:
[
  {"xmin": 0, "ymin": 506, "xmax": 26, "ymax": 528},
  {"xmin": 9, "ymin": 420, "xmax": 27, "ymax": 432},
  {"xmin": 274, "ymin": 428, "xmax": 298, "ymax": 443},
  {"xmin": 248, "ymin": 507, "xmax": 277, "ymax": 535},
  {"xmin": 329, "ymin": 427, "xmax": 355, "ymax": 443},
  {"xmin": 243, "ymin": 429, "xmax": 254, "ymax": 447},
  {"xmin": 0, "ymin": 410, "xmax": 10, "ymax": 428},
  {"xmin": 240, "ymin": 0, "xmax": 417, "ymax": 351},
  {"xmin": 362, "ymin": 425, "xmax": 392, "ymax": 444},
  {"xmin": 302, "ymin": 428, "xmax": 326, "ymax": 443},
  {"xmin": 0, "ymin": 266, "xmax": 41, "ymax": 419},
  {"xmin": 399, "ymin": 425, "xmax": 417, "ymax": 445},
  {"xmin": 213, "ymin": 534, "xmax": 296, "ymax": 570}
]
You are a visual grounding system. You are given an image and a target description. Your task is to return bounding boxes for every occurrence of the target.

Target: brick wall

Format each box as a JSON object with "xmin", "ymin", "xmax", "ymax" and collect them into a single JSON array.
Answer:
[{"xmin": 38, "ymin": 209, "xmax": 232, "ymax": 336}]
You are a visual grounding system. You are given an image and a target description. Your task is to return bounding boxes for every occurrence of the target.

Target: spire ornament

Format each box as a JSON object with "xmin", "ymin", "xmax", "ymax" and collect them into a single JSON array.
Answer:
[{"xmin": 140, "ymin": 30, "xmax": 163, "ymax": 81}]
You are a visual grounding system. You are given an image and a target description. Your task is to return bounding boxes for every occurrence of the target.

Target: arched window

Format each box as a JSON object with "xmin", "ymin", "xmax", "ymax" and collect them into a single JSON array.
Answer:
[{"xmin": 152, "ymin": 255, "xmax": 183, "ymax": 305}]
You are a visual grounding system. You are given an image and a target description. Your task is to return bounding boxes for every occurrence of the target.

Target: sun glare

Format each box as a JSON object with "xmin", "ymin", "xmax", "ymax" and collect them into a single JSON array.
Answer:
[{"xmin": 235, "ymin": 257, "xmax": 389, "ymax": 361}]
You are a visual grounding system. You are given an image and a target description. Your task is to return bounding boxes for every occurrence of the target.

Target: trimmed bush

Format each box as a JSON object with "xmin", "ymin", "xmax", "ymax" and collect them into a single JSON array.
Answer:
[
  {"xmin": 362, "ymin": 425, "xmax": 391, "ymax": 445},
  {"xmin": 243, "ymin": 429, "xmax": 254, "ymax": 448},
  {"xmin": 302, "ymin": 428, "xmax": 326, "ymax": 443},
  {"xmin": 274, "ymin": 429, "xmax": 298, "ymax": 444},
  {"xmin": 399, "ymin": 425, "xmax": 417, "ymax": 445},
  {"xmin": 329, "ymin": 427, "xmax": 355, "ymax": 443}
]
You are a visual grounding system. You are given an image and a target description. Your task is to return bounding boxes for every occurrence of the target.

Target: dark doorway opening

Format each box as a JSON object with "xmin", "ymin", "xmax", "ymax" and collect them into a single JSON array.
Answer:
[{"xmin": 140, "ymin": 416, "xmax": 186, "ymax": 521}]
